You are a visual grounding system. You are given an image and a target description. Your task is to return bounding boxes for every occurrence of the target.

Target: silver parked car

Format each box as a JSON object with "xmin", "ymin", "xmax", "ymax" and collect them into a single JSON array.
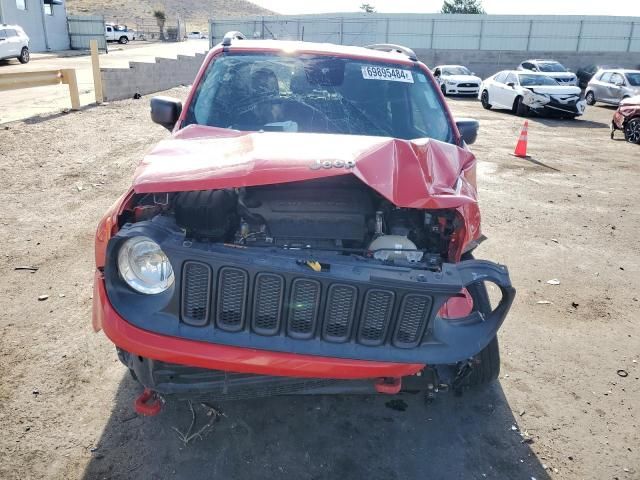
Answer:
[{"xmin": 585, "ymin": 69, "xmax": 640, "ymax": 106}]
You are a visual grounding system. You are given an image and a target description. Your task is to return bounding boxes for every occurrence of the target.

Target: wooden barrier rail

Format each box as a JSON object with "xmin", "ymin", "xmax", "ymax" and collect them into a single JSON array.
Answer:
[{"xmin": 0, "ymin": 69, "xmax": 81, "ymax": 110}]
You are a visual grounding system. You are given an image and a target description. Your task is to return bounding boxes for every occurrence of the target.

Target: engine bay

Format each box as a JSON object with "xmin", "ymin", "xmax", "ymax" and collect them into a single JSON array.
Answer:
[{"xmin": 129, "ymin": 177, "xmax": 461, "ymax": 270}]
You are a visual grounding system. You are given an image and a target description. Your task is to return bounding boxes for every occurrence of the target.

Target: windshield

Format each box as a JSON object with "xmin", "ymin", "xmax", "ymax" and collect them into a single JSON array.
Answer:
[
  {"xmin": 442, "ymin": 66, "xmax": 472, "ymax": 76},
  {"xmin": 183, "ymin": 53, "xmax": 453, "ymax": 143},
  {"xmin": 537, "ymin": 62, "xmax": 567, "ymax": 73},
  {"xmin": 518, "ymin": 74, "xmax": 560, "ymax": 86},
  {"xmin": 625, "ymin": 72, "xmax": 640, "ymax": 86}
]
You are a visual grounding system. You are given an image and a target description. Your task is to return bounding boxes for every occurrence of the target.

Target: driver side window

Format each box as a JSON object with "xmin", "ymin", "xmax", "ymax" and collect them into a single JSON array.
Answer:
[
  {"xmin": 505, "ymin": 73, "xmax": 517, "ymax": 85},
  {"xmin": 494, "ymin": 72, "xmax": 508, "ymax": 84},
  {"xmin": 610, "ymin": 73, "xmax": 624, "ymax": 85}
]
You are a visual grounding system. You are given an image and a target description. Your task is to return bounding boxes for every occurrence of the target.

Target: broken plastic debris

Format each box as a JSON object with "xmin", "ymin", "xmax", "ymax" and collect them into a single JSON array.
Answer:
[
  {"xmin": 38, "ymin": 295, "xmax": 49, "ymax": 301},
  {"xmin": 536, "ymin": 300, "xmax": 552, "ymax": 305},
  {"xmin": 546, "ymin": 279, "xmax": 560, "ymax": 285}
]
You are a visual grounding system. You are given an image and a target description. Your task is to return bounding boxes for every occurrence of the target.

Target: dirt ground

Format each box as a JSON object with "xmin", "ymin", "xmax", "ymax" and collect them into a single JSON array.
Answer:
[{"xmin": 0, "ymin": 89, "xmax": 638, "ymax": 480}]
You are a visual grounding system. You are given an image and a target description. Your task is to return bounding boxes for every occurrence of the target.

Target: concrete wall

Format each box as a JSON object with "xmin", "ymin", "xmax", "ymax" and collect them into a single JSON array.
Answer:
[
  {"xmin": 0, "ymin": 0, "xmax": 69, "ymax": 51},
  {"xmin": 414, "ymin": 48, "xmax": 640, "ymax": 78},
  {"xmin": 211, "ymin": 14, "xmax": 640, "ymax": 53},
  {"xmin": 100, "ymin": 53, "xmax": 207, "ymax": 102}
]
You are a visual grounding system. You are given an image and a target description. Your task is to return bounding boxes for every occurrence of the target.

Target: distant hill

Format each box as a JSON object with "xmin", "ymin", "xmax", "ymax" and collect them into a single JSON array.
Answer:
[{"xmin": 65, "ymin": 0, "xmax": 274, "ymax": 31}]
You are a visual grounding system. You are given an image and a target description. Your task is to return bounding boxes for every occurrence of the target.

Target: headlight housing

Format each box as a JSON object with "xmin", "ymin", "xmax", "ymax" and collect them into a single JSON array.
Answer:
[
  {"xmin": 117, "ymin": 236, "xmax": 174, "ymax": 294},
  {"xmin": 446, "ymin": 80, "xmax": 456, "ymax": 85}
]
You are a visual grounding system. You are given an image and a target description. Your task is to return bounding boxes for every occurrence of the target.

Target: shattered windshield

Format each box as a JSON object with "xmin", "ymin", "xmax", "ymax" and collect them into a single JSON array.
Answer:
[
  {"xmin": 183, "ymin": 53, "xmax": 453, "ymax": 143},
  {"xmin": 518, "ymin": 74, "xmax": 559, "ymax": 86},
  {"xmin": 442, "ymin": 66, "xmax": 472, "ymax": 76},
  {"xmin": 537, "ymin": 62, "xmax": 567, "ymax": 73}
]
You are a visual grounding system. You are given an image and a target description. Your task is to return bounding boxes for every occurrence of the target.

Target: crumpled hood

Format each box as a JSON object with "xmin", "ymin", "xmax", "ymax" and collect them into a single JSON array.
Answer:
[
  {"xmin": 133, "ymin": 125, "xmax": 478, "ymax": 209},
  {"xmin": 443, "ymin": 74, "xmax": 481, "ymax": 84},
  {"xmin": 525, "ymin": 85, "xmax": 582, "ymax": 95}
]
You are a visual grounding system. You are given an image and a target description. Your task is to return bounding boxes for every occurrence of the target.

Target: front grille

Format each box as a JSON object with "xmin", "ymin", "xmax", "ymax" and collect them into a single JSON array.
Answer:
[
  {"xmin": 458, "ymin": 82, "xmax": 479, "ymax": 88},
  {"xmin": 252, "ymin": 273, "xmax": 284, "ymax": 335},
  {"xmin": 216, "ymin": 267, "xmax": 248, "ymax": 331},
  {"xmin": 323, "ymin": 284, "xmax": 357, "ymax": 342},
  {"xmin": 287, "ymin": 279, "xmax": 321, "ymax": 339},
  {"xmin": 180, "ymin": 263, "xmax": 435, "ymax": 349},
  {"xmin": 358, "ymin": 289, "xmax": 395, "ymax": 345},
  {"xmin": 181, "ymin": 261, "xmax": 211, "ymax": 326},
  {"xmin": 393, "ymin": 294, "xmax": 432, "ymax": 348}
]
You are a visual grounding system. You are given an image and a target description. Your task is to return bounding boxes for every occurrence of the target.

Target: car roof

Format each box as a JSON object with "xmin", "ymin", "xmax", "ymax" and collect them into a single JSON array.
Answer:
[
  {"xmin": 435, "ymin": 64, "xmax": 468, "ymax": 69},
  {"xmin": 526, "ymin": 59, "xmax": 561, "ymax": 63},
  {"xmin": 215, "ymin": 39, "xmax": 418, "ymax": 65}
]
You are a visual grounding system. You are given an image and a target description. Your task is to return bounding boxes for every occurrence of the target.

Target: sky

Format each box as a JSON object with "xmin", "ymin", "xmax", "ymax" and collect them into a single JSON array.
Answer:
[{"xmin": 250, "ymin": 0, "xmax": 640, "ymax": 16}]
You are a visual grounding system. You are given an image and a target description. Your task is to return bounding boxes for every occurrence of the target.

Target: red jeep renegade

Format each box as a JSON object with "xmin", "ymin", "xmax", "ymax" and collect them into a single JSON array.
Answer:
[{"xmin": 92, "ymin": 32, "xmax": 515, "ymax": 403}]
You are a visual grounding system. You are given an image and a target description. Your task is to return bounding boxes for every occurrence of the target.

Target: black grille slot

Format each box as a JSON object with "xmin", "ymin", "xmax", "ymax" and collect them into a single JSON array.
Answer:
[
  {"xmin": 216, "ymin": 267, "xmax": 248, "ymax": 331},
  {"xmin": 181, "ymin": 261, "xmax": 211, "ymax": 326},
  {"xmin": 393, "ymin": 294, "xmax": 432, "ymax": 348},
  {"xmin": 287, "ymin": 278, "xmax": 321, "ymax": 339},
  {"xmin": 358, "ymin": 289, "xmax": 395, "ymax": 345},
  {"xmin": 458, "ymin": 82, "xmax": 478, "ymax": 88},
  {"xmin": 323, "ymin": 284, "xmax": 357, "ymax": 342},
  {"xmin": 252, "ymin": 273, "xmax": 284, "ymax": 335}
]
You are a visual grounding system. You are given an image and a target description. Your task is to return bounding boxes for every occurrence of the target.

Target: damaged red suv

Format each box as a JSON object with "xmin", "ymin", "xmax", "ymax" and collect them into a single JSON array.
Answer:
[{"xmin": 92, "ymin": 32, "xmax": 515, "ymax": 404}]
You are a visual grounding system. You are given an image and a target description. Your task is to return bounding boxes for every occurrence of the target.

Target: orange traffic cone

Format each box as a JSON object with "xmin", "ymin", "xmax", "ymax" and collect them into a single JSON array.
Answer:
[{"xmin": 513, "ymin": 120, "xmax": 529, "ymax": 158}]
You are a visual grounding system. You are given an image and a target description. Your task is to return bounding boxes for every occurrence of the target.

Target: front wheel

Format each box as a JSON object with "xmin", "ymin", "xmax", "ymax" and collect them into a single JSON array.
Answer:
[
  {"xmin": 461, "ymin": 280, "xmax": 501, "ymax": 387},
  {"xmin": 480, "ymin": 90, "xmax": 491, "ymax": 109},
  {"xmin": 514, "ymin": 96, "xmax": 529, "ymax": 116},
  {"xmin": 441, "ymin": 84, "xmax": 448, "ymax": 96},
  {"xmin": 624, "ymin": 118, "xmax": 640, "ymax": 144},
  {"xmin": 18, "ymin": 47, "xmax": 30, "ymax": 64},
  {"xmin": 119, "ymin": 36, "xmax": 129, "ymax": 44},
  {"xmin": 585, "ymin": 91, "xmax": 596, "ymax": 105}
]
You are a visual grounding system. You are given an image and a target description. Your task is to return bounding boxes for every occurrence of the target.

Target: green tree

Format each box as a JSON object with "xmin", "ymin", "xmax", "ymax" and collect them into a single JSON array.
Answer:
[
  {"xmin": 153, "ymin": 9, "xmax": 167, "ymax": 40},
  {"xmin": 441, "ymin": 0, "xmax": 485, "ymax": 14},
  {"xmin": 360, "ymin": 3, "xmax": 376, "ymax": 13}
]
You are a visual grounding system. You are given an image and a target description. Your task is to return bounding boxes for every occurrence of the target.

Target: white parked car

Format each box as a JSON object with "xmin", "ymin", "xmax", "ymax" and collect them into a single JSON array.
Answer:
[
  {"xmin": 105, "ymin": 23, "xmax": 136, "ymax": 44},
  {"xmin": 0, "ymin": 24, "xmax": 30, "ymax": 64},
  {"xmin": 186, "ymin": 31, "xmax": 207, "ymax": 39},
  {"xmin": 479, "ymin": 70, "xmax": 586, "ymax": 119},
  {"xmin": 517, "ymin": 59, "xmax": 578, "ymax": 86},
  {"xmin": 432, "ymin": 65, "xmax": 482, "ymax": 96}
]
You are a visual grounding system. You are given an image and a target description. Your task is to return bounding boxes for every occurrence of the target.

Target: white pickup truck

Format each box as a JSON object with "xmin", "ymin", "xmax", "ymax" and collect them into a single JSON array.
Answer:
[{"xmin": 105, "ymin": 24, "xmax": 136, "ymax": 44}]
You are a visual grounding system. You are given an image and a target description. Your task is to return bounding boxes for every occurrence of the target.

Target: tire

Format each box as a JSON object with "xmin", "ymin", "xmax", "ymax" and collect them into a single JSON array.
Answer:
[
  {"xmin": 513, "ymin": 96, "xmax": 529, "ymax": 116},
  {"xmin": 119, "ymin": 36, "xmax": 129, "ymax": 44},
  {"xmin": 456, "ymin": 256, "xmax": 501, "ymax": 388},
  {"xmin": 624, "ymin": 118, "xmax": 640, "ymax": 144},
  {"xmin": 480, "ymin": 89, "xmax": 491, "ymax": 109},
  {"xmin": 18, "ymin": 47, "xmax": 30, "ymax": 64},
  {"xmin": 585, "ymin": 90, "xmax": 596, "ymax": 106},
  {"xmin": 465, "ymin": 336, "xmax": 501, "ymax": 387},
  {"xmin": 441, "ymin": 84, "xmax": 448, "ymax": 96}
]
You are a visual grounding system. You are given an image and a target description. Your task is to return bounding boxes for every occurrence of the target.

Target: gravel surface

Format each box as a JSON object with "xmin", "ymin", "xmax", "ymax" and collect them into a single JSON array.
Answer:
[{"xmin": 0, "ymin": 90, "xmax": 638, "ymax": 480}]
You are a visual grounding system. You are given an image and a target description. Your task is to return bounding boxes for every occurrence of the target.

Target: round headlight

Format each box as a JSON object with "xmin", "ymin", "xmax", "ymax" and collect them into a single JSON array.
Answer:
[{"xmin": 117, "ymin": 236, "xmax": 174, "ymax": 294}]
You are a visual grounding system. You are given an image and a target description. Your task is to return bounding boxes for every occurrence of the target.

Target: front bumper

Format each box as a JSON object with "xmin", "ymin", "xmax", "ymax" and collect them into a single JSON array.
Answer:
[
  {"xmin": 445, "ymin": 84, "xmax": 479, "ymax": 95},
  {"xmin": 96, "ymin": 219, "xmax": 514, "ymax": 377},
  {"xmin": 530, "ymin": 98, "xmax": 586, "ymax": 117}
]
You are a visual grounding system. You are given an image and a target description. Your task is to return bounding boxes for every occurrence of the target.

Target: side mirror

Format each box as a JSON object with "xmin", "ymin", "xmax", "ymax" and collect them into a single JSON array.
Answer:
[
  {"xmin": 150, "ymin": 96, "xmax": 182, "ymax": 130},
  {"xmin": 455, "ymin": 118, "xmax": 479, "ymax": 145},
  {"xmin": 531, "ymin": 67, "xmax": 538, "ymax": 72},
  {"xmin": 507, "ymin": 82, "xmax": 515, "ymax": 88}
]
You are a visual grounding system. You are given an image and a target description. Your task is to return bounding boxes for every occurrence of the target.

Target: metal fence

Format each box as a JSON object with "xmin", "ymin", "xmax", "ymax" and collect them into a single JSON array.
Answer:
[
  {"xmin": 210, "ymin": 14, "xmax": 640, "ymax": 52},
  {"xmin": 68, "ymin": 15, "xmax": 107, "ymax": 51}
]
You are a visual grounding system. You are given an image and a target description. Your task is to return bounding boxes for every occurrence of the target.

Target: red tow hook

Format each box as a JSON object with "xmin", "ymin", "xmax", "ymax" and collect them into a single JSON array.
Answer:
[
  {"xmin": 134, "ymin": 388, "xmax": 162, "ymax": 416},
  {"xmin": 374, "ymin": 377, "xmax": 402, "ymax": 394}
]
